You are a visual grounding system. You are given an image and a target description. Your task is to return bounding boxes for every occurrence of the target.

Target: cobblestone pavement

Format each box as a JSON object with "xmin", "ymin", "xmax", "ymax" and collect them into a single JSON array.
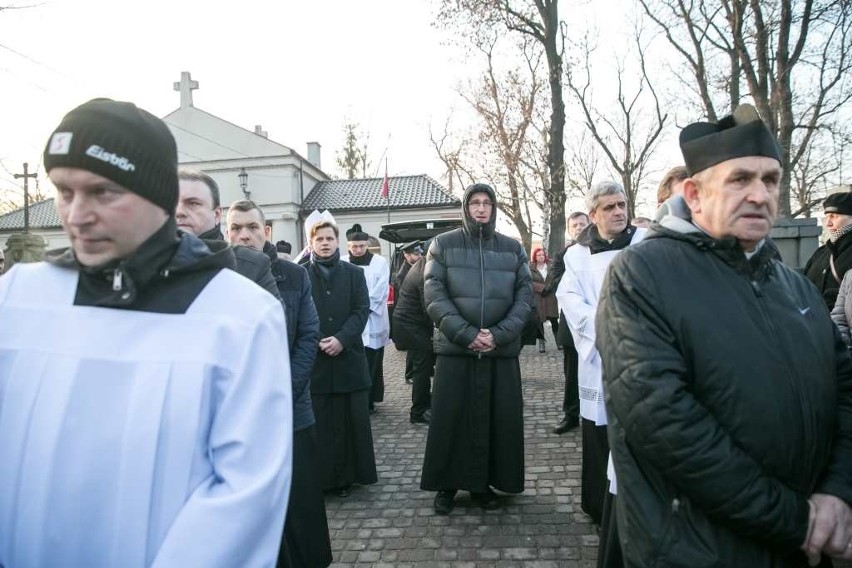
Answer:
[{"xmin": 325, "ymin": 329, "xmax": 600, "ymax": 568}]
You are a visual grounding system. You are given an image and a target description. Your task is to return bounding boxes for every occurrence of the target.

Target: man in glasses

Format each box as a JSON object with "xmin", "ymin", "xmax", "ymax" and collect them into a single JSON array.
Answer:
[{"xmin": 420, "ymin": 183, "xmax": 531, "ymax": 515}]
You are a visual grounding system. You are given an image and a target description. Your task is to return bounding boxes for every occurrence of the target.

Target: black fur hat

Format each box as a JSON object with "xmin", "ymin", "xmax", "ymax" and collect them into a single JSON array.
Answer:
[{"xmin": 679, "ymin": 104, "xmax": 781, "ymax": 176}]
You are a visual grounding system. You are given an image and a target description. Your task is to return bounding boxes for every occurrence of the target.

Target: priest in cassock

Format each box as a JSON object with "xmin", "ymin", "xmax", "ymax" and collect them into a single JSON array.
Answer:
[
  {"xmin": 342, "ymin": 224, "xmax": 391, "ymax": 414},
  {"xmin": 306, "ymin": 216, "xmax": 378, "ymax": 497}
]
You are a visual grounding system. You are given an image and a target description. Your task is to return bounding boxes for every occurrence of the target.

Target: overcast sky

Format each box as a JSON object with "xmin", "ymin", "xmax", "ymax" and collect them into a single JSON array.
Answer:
[
  {"xmin": 1, "ymin": 1, "xmax": 470, "ymax": 181},
  {"xmin": 1, "ymin": 0, "xmax": 675, "ymax": 219}
]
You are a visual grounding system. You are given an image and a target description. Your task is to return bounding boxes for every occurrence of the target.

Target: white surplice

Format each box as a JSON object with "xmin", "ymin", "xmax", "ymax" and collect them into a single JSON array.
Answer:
[
  {"xmin": 342, "ymin": 253, "xmax": 390, "ymax": 349},
  {"xmin": 555, "ymin": 228, "xmax": 646, "ymax": 425},
  {"xmin": 0, "ymin": 262, "xmax": 293, "ymax": 568}
]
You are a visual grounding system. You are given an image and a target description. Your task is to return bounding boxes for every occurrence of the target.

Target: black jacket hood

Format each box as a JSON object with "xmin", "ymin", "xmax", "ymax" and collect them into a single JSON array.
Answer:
[{"xmin": 462, "ymin": 183, "xmax": 497, "ymax": 240}]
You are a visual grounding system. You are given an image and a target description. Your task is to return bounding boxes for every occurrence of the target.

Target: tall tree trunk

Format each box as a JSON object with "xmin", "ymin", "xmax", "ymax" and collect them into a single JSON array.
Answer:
[{"xmin": 538, "ymin": 0, "xmax": 566, "ymax": 257}]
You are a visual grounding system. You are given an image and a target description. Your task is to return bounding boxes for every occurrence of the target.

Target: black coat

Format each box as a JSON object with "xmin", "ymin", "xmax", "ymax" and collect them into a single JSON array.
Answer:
[
  {"xmin": 392, "ymin": 257, "xmax": 431, "ymax": 351},
  {"xmin": 197, "ymin": 226, "xmax": 281, "ymax": 302},
  {"xmin": 393, "ymin": 261, "xmax": 413, "ymax": 291},
  {"xmin": 420, "ymin": 184, "xmax": 527, "ymax": 494},
  {"xmin": 424, "ymin": 185, "xmax": 531, "ymax": 357},
  {"xmin": 263, "ymin": 242, "xmax": 320, "ymax": 431},
  {"xmin": 597, "ymin": 222, "xmax": 852, "ymax": 567},
  {"xmin": 804, "ymin": 230, "xmax": 852, "ymax": 308},
  {"xmin": 542, "ymin": 244, "xmax": 577, "ymax": 349},
  {"xmin": 307, "ymin": 255, "xmax": 371, "ymax": 394}
]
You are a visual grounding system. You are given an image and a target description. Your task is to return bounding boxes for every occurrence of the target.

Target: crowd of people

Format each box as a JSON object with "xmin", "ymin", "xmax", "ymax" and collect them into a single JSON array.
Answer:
[{"xmin": 0, "ymin": 96, "xmax": 850, "ymax": 568}]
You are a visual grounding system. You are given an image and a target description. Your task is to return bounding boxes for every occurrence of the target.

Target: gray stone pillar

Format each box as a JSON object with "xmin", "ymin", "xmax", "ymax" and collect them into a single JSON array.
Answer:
[{"xmin": 770, "ymin": 218, "xmax": 821, "ymax": 270}]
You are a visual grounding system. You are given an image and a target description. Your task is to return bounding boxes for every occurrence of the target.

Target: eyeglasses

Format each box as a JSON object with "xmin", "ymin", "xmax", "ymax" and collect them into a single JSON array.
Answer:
[{"xmin": 469, "ymin": 200, "xmax": 494, "ymax": 209}]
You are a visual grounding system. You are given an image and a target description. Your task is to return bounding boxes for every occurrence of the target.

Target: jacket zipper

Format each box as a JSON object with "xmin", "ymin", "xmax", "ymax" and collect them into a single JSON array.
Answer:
[
  {"xmin": 750, "ymin": 275, "xmax": 810, "ymax": 472},
  {"xmin": 479, "ymin": 224, "xmax": 485, "ymax": 359}
]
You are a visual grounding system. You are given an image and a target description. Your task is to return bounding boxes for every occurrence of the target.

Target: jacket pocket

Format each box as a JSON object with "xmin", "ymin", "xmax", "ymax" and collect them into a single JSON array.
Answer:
[
  {"xmin": 653, "ymin": 497, "xmax": 680, "ymax": 567},
  {"xmin": 655, "ymin": 497, "xmax": 722, "ymax": 568}
]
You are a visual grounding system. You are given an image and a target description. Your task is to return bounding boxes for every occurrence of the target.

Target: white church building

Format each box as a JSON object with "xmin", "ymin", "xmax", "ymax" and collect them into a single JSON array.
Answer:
[{"xmin": 0, "ymin": 72, "xmax": 460, "ymax": 257}]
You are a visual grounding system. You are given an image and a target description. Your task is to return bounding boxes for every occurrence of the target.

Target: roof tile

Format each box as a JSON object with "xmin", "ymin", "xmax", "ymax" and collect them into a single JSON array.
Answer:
[
  {"xmin": 303, "ymin": 175, "xmax": 459, "ymax": 212},
  {"xmin": 0, "ymin": 199, "xmax": 61, "ymax": 231}
]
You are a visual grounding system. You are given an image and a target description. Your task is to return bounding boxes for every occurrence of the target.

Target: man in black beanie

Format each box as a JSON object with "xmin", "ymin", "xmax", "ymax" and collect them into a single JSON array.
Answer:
[
  {"xmin": 0, "ymin": 98, "xmax": 294, "ymax": 566},
  {"xmin": 805, "ymin": 191, "xmax": 852, "ymax": 308},
  {"xmin": 595, "ymin": 104, "xmax": 852, "ymax": 566}
]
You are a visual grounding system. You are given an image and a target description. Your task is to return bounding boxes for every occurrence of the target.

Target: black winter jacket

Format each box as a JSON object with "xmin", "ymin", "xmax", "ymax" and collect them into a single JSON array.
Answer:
[
  {"xmin": 47, "ymin": 219, "xmax": 236, "ymax": 313},
  {"xmin": 804, "ymin": 230, "xmax": 852, "ymax": 309},
  {"xmin": 197, "ymin": 226, "xmax": 281, "ymax": 302},
  {"xmin": 424, "ymin": 184, "xmax": 532, "ymax": 357},
  {"xmin": 392, "ymin": 257, "xmax": 431, "ymax": 351},
  {"xmin": 597, "ymin": 214, "xmax": 852, "ymax": 567},
  {"xmin": 263, "ymin": 241, "xmax": 320, "ymax": 431},
  {"xmin": 543, "ymin": 243, "xmax": 577, "ymax": 348}
]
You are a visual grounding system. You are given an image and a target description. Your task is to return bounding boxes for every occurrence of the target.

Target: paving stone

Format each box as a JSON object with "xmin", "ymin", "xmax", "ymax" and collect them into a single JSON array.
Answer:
[
  {"xmin": 397, "ymin": 548, "xmax": 437, "ymax": 562},
  {"xmin": 503, "ymin": 547, "xmax": 538, "ymax": 560},
  {"xmin": 356, "ymin": 550, "xmax": 381, "ymax": 563},
  {"xmin": 327, "ymin": 337, "xmax": 598, "ymax": 566},
  {"xmin": 477, "ymin": 548, "xmax": 501, "ymax": 560}
]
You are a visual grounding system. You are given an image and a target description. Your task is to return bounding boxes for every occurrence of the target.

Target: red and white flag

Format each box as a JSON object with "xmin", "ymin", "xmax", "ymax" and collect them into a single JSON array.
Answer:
[{"xmin": 380, "ymin": 167, "xmax": 389, "ymax": 199}]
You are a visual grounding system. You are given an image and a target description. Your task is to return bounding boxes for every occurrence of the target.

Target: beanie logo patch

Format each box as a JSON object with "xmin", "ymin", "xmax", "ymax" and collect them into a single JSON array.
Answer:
[
  {"xmin": 48, "ymin": 132, "xmax": 73, "ymax": 155},
  {"xmin": 85, "ymin": 145, "xmax": 136, "ymax": 172}
]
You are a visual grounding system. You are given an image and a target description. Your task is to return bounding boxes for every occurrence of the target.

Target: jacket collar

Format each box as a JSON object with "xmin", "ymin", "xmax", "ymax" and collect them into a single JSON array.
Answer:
[
  {"xmin": 198, "ymin": 225, "xmax": 225, "ymax": 241},
  {"xmin": 652, "ymin": 197, "xmax": 779, "ymax": 279},
  {"xmin": 46, "ymin": 218, "xmax": 235, "ymax": 307}
]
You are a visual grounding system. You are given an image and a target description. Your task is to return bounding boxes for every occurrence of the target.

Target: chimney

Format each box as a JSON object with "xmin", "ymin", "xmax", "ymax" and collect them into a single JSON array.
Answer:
[
  {"xmin": 254, "ymin": 125, "xmax": 268, "ymax": 138},
  {"xmin": 307, "ymin": 142, "xmax": 321, "ymax": 168}
]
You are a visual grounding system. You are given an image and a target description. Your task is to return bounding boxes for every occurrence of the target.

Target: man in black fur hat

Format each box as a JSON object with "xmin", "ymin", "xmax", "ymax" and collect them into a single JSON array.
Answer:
[
  {"xmin": 342, "ymin": 223, "xmax": 390, "ymax": 414},
  {"xmin": 805, "ymin": 191, "xmax": 852, "ymax": 309}
]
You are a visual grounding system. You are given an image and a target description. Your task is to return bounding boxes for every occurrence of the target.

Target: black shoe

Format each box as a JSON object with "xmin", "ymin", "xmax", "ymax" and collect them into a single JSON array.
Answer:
[
  {"xmin": 434, "ymin": 490, "xmax": 456, "ymax": 515},
  {"xmin": 538, "ymin": 339, "xmax": 546, "ymax": 353},
  {"xmin": 557, "ymin": 344, "xmax": 564, "ymax": 351},
  {"xmin": 369, "ymin": 404, "xmax": 377, "ymax": 415},
  {"xmin": 470, "ymin": 488, "xmax": 500, "ymax": 510},
  {"xmin": 336, "ymin": 484, "xmax": 352, "ymax": 498},
  {"xmin": 410, "ymin": 410, "xmax": 431, "ymax": 424},
  {"xmin": 405, "ymin": 377, "xmax": 413, "ymax": 385},
  {"xmin": 552, "ymin": 416, "xmax": 580, "ymax": 435}
]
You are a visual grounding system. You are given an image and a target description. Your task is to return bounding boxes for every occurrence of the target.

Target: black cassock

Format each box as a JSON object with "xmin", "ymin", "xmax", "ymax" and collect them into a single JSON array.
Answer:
[
  {"xmin": 307, "ymin": 257, "xmax": 378, "ymax": 491},
  {"xmin": 420, "ymin": 355, "xmax": 524, "ymax": 494}
]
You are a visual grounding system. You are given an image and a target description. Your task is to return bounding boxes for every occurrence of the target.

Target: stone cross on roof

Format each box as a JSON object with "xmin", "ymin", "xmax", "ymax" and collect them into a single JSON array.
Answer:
[{"xmin": 173, "ymin": 71, "xmax": 199, "ymax": 108}]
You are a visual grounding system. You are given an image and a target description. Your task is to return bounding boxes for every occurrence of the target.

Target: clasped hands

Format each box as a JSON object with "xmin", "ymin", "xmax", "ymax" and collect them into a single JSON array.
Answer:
[
  {"xmin": 802, "ymin": 493, "xmax": 852, "ymax": 565},
  {"xmin": 319, "ymin": 336, "xmax": 343, "ymax": 356},
  {"xmin": 468, "ymin": 329, "xmax": 495, "ymax": 352}
]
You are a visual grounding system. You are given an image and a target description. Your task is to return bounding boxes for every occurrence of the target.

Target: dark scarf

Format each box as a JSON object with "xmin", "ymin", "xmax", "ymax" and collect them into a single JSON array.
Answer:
[
  {"xmin": 348, "ymin": 251, "xmax": 373, "ymax": 266},
  {"xmin": 311, "ymin": 248, "xmax": 341, "ymax": 282},
  {"xmin": 577, "ymin": 224, "xmax": 637, "ymax": 255}
]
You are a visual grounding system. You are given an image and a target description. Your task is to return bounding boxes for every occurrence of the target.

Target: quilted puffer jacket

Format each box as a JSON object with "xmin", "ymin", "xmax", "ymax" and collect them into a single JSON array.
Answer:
[
  {"xmin": 424, "ymin": 184, "xmax": 532, "ymax": 357},
  {"xmin": 596, "ymin": 210, "xmax": 852, "ymax": 567}
]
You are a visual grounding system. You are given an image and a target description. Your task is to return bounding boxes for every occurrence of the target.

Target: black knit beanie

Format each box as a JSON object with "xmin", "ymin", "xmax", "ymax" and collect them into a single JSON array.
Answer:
[{"xmin": 43, "ymin": 98, "xmax": 178, "ymax": 214}]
